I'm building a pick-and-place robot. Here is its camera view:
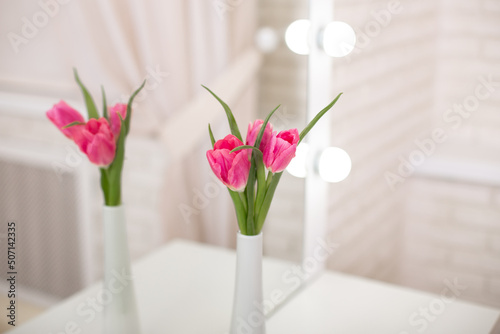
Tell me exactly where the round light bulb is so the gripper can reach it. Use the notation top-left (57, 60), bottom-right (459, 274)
top-left (285, 19), bottom-right (311, 55)
top-left (286, 143), bottom-right (309, 178)
top-left (322, 21), bottom-right (356, 58)
top-left (318, 147), bottom-right (351, 182)
top-left (255, 27), bottom-right (279, 53)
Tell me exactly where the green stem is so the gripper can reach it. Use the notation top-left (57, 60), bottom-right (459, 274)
top-left (100, 168), bottom-right (110, 205)
top-left (229, 190), bottom-right (247, 234)
top-left (266, 172), bottom-right (274, 188)
top-left (239, 191), bottom-right (248, 212)
top-left (254, 159), bottom-right (267, 219)
top-left (245, 157), bottom-right (257, 235)
top-left (108, 182), bottom-right (121, 206)
top-left (256, 172), bottom-right (283, 233)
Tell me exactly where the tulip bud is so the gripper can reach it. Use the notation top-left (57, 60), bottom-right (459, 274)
top-left (46, 100), bottom-right (85, 139)
top-left (109, 103), bottom-right (127, 139)
top-left (206, 134), bottom-right (251, 192)
top-left (263, 128), bottom-right (299, 173)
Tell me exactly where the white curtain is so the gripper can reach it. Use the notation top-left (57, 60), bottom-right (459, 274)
top-left (0, 0), bottom-right (237, 131)
top-left (0, 0), bottom-right (258, 248)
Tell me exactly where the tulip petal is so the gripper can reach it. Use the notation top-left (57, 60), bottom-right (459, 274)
top-left (46, 101), bottom-right (85, 139)
top-left (109, 103), bottom-right (127, 139)
top-left (207, 150), bottom-right (223, 181)
top-left (86, 132), bottom-right (116, 166)
top-left (228, 151), bottom-right (251, 191)
top-left (246, 119), bottom-right (273, 151)
top-left (263, 128), bottom-right (299, 173)
top-left (207, 134), bottom-right (250, 192)
top-left (269, 142), bottom-right (297, 173)
top-left (73, 118), bottom-right (116, 167)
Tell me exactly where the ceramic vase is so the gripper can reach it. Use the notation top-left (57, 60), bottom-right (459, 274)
top-left (102, 205), bottom-right (140, 334)
top-left (230, 231), bottom-right (266, 334)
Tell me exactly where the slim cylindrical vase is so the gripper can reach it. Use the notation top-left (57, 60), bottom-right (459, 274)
top-left (103, 205), bottom-right (140, 334)
top-left (230, 231), bottom-right (266, 334)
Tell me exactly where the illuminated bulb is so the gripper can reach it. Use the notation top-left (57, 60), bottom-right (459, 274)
top-left (286, 143), bottom-right (309, 178)
top-left (318, 147), bottom-right (351, 182)
top-left (322, 21), bottom-right (356, 58)
top-left (255, 27), bottom-right (279, 53)
top-left (285, 19), bottom-right (311, 55)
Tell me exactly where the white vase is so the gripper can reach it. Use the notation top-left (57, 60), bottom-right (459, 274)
top-left (102, 205), bottom-right (140, 334)
top-left (230, 232), bottom-right (266, 334)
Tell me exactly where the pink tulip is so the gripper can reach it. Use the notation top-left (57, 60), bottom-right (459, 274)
top-left (47, 100), bottom-right (118, 167)
top-left (109, 103), bottom-right (127, 139)
top-left (207, 134), bottom-right (251, 192)
top-left (263, 128), bottom-right (299, 173)
top-left (46, 101), bottom-right (85, 139)
top-left (246, 119), bottom-right (273, 151)
top-left (75, 118), bottom-right (116, 167)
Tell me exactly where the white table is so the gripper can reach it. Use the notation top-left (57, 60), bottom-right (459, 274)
top-left (268, 273), bottom-right (500, 333)
top-left (7, 240), bottom-right (500, 334)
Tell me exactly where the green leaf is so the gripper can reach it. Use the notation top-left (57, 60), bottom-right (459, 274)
top-left (100, 168), bottom-right (110, 204)
top-left (102, 86), bottom-right (108, 119)
top-left (100, 80), bottom-right (146, 206)
top-left (299, 92), bottom-right (342, 144)
top-left (62, 121), bottom-right (85, 129)
top-left (254, 105), bottom-right (280, 149)
top-left (253, 157), bottom-right (267, 220)
top-left (230, 145), bottom-right (263, 157)
top-left (248, 104), bottom-right (280, 226)
top-left (238, 191), bottom-right (248, 213)
top-left (245, 157), bottom-right (256, 235)
top-left (73, 68), bottom-right (99, 120)
top-left (256, 171), bottom-right (283, 233)
top-left (125, 80), bottom-right (146, 136)
top-left (229, 189), bottom-right (247, 234)
top-left (105, 114), bottom-right (126, 206)
top-left (208, 124), bottom-right (216, 147)
top-left (202, 85), bottom-right (243, 142)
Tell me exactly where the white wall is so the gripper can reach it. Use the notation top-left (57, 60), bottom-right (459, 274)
top-left (257, 0), bottom-right (309, 261)
top-left (397, 0), bottom-right (500, 308)
top-left (324, 0), bottom-right (438, 280)
top-left (259, 0), bottom-right (500, 309)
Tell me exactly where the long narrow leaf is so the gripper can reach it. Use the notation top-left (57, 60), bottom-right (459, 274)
top-left (100, 168), bottom-right (110, 205)
top-left (208, 124), bottom-right (216, 147)
top-left (254, 104), bottom-right (280, 149)
top-left (202, 85), bottom-right (243, 141)
top-left (299, 93), bottom-right (342, 144)
top-left (125, 80), bottom-right (146, 136)
top-left (245, 158), bottom-right (256, 235)
top-left (229, 189), bottom-right (247, 235)
top-left (73, 68), bottom-right (99, 120)
top-left (230, 145), bottom-right (263, 157)
top-left (105, 114), bottom-right (126, 206)
top-left (102, 86), bottom-right (108, 119)
top-left (62, 121), bottom-right (85, 129)
top-left (253, 158), bottom-right (267, 219)
top-left (256, 171), bottom-right (283, 233)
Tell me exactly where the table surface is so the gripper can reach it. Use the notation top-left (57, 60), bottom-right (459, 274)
top-left (7, 240), bottom-right (500, 334)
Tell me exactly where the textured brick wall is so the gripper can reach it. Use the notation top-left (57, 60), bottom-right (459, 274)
top-left (400, 177), bottom-right (500, 307)
top-left (433, 0), bottom-right (500, 147)
top-left (259, 0), bottom-right (500, 310)
top-left (396, 0), bottom-right (500, 308)
top-left (323, 0), bottom-right (438, 281)
top-left (257, 0), bottom-right (439, 275)
top-left (258, 0), bottom-right (308, 261)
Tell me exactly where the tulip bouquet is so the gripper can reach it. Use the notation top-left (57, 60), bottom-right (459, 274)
top-left (46, 69), bottom-right (145, 206)
top-left (205, 86), bottom-right (342, 236)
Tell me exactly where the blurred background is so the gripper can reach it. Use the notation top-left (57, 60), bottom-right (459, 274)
top-left (0, 0), bottom-right (499, 329)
